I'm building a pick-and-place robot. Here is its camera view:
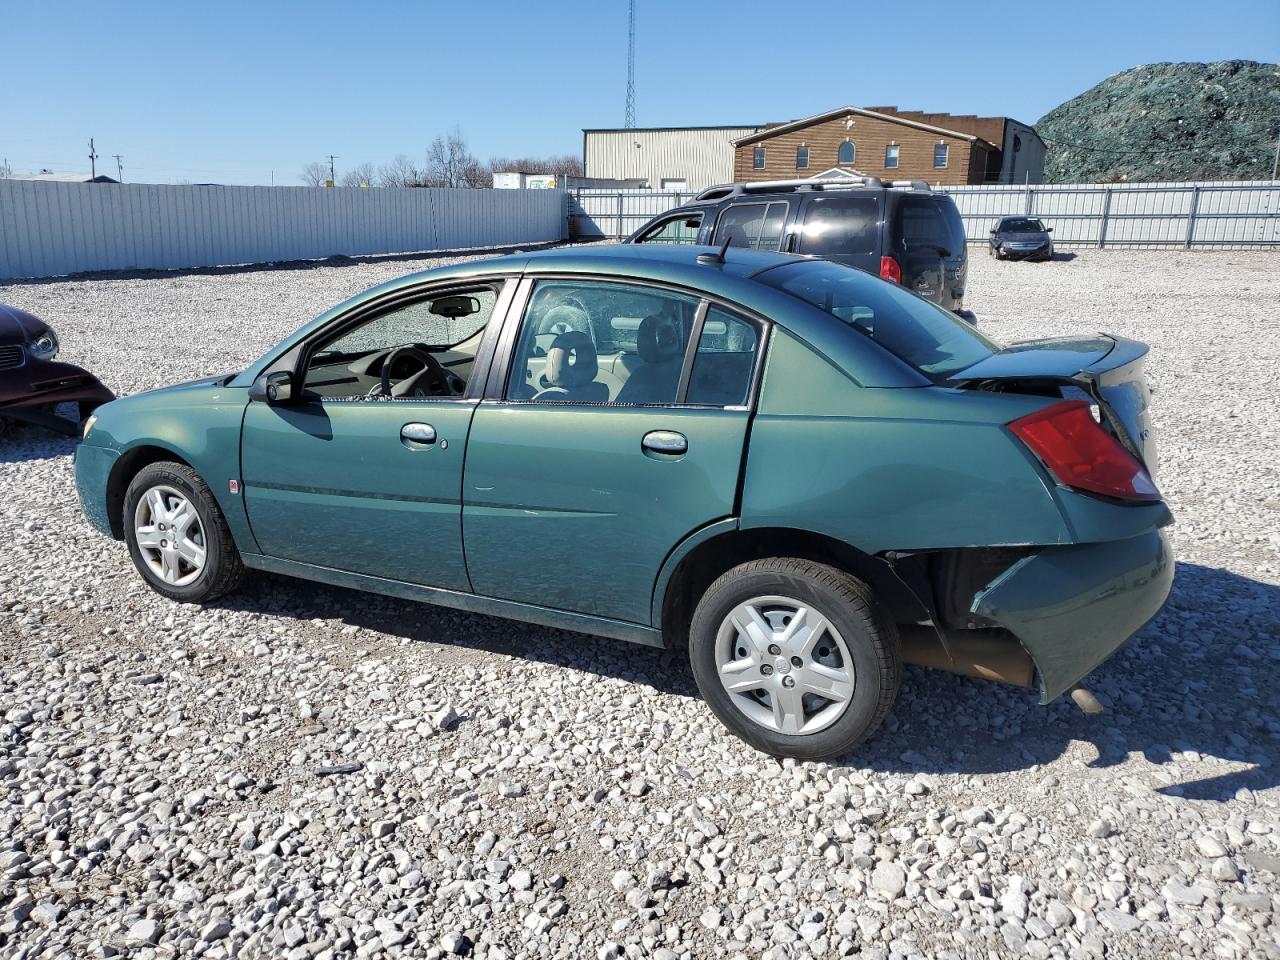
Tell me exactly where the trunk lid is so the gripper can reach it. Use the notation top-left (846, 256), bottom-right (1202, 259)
top-left (946, 334), bottom-right (1157, 474)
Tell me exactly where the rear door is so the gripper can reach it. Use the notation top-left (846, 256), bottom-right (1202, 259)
top-left (462, 277), bottom-right (766, 624)
top-left (794, 194), bottom-right (882, 275)
top-left (894, 196), bottom-right (950, 306)
top-left (936, 197), bottom-right (969, 309)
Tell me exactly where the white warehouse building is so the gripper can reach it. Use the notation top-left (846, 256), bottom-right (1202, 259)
top-left (582, 125), bottom-right (763, 192)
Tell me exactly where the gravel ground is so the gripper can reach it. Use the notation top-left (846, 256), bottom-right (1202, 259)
top-left (1, 247), bottom-right (1278, 960)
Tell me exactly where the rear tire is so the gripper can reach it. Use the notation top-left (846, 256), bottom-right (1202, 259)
top-left (688, 558), bottom-right (900, 760)
top-left (124, 461), bottom-right (245, 603)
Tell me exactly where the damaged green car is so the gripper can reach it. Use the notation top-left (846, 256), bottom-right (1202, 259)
top-left (75, 245), bottom-right (1172, 759)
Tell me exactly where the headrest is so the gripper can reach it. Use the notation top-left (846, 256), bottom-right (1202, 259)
top-left (544, 331), bottom-right (598, 387)
top-left (637, 314), bottom-right (682, 363)
top-left (536, 303), bottom-right (589, 337)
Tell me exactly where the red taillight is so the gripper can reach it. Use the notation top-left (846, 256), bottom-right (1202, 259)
top-left (1008, 400), bottom-right (1160, 503)
top-left (879, 255), bottom-right (902, 283)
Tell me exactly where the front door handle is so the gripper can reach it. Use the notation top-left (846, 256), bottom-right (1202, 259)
top-left (401, 422), bottom-right (437, 444)
top-left (642, 430), bottom-right (687, 456)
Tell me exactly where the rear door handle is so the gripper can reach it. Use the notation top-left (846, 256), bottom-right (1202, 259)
top-left (642, 430), bottom-right (687, 456)
top-left (401, 422), bottom-right (437, 444)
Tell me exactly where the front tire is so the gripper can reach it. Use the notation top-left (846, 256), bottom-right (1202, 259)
top-left (688, 558), bottom-right (900, 760)
top-left (124, 461), bottom-right (245, 603)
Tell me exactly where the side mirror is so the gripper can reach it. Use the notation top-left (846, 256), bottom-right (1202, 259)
top-left (251, 370), bottom-right (294, 403)
top-left (989, 227), bottom-right (998, 234)
top-left (1045, 227), bottom-right (1053, 233)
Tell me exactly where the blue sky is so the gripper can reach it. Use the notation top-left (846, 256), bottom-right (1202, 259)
top-left (3, 0), bottom-right (1277, 185)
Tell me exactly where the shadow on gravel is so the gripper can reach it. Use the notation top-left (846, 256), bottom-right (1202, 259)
top-left (218, 573), bottom-right (699, 697)
top-left (0, 429), bottom-right (76, 463)
top-left (839, 562), bottom-right (1278, 801)
top-left (219, 561), bottom-right (1276, 799)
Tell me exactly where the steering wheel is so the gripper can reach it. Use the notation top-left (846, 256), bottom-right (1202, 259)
top-left (376, 345), bottom-right (450, 398)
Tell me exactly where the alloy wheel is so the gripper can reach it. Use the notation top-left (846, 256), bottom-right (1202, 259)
top-left (714, 595), bottom-right (856, 735)
top-left (133, 484), bottom-right (207, 586)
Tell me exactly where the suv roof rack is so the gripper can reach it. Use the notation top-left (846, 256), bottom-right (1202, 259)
top-left (693, 177), bottom-right (931, 201)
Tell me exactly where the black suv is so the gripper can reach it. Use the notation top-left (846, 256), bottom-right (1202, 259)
top-left (627, 177), bottom-right (971, 316)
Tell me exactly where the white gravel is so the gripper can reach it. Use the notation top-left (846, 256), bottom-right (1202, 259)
top-left (1, 248), bottom-right (1278, 960)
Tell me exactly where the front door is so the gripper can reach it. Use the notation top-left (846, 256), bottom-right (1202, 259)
top-left (241, 281), bottom-right (508, 590)
top-left (463, 279), bottom-right (765, 624)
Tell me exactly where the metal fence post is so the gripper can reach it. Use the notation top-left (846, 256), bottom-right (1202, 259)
top-left (1184, 185), bottom-right (1201, 249)
top-left (1098, 187), bottom-right (1113, 249)
top-left (617, 193), bottom-right (625, 239)
top-left (1025, 184), bottom-right (1033, 215)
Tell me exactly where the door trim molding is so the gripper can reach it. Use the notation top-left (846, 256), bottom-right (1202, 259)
top-left (240, 553), bottom-right (665, 648)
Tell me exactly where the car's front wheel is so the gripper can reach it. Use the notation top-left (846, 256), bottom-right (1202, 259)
top-left (124, 461), bottom-right (245, 603)
top-left (688, 558), bottom-right (900, 760)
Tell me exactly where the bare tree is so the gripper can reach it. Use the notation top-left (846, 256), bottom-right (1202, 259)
top-left (299, 161), bottom-right (329, 187)
top-left (488, 154), bottom-right (584, 178)
top-left (0, 158), bottom-right (12, 178)
top-left (377, 154), bottom-right (424, 188)
top-left (340, 162), bottom-right (377, 188)
top-left (425, 129), bottom-right (484, 188)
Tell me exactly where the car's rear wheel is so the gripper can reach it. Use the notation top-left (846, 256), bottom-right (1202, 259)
top-left (124, 462), bottom-right (245, 603)
top-left (688, 558), bottom-right (900, 760)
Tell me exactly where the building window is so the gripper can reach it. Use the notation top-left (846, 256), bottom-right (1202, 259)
top-left (934, 143), bottom-right (949, 168)
top-left (752, 145), bottom-right (765, 169)
top-left (796, 145), bottom-right (809, 170)
top-left (838, 141), bottom-right (855, 165)
top-left (885, 144), bottom-right (899, 169)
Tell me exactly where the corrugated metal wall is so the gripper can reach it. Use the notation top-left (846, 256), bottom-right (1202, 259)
top-left (583, 128), bottom-right (760, 192)
top-left (571, 181), bottom-right (1280, 247)
top-left (0, 181), bottom-right (568, 281)
top-left (945, 180), bottom-right (1280, 248)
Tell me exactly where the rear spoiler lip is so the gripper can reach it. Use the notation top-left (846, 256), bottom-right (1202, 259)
top-left (942, 333), bottom-right (1149, 386)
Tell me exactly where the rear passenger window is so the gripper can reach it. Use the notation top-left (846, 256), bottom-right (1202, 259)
top-left (714, 202), bottom-right (788, 251)
top-left (687, 308), bottom-right (759, 406)
top-left (798, 197), bottom-right (879, 256)
top-left (897, 197), bottom-right (951, 250)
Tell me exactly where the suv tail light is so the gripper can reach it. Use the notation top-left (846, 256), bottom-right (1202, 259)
top-left (879, 256), bottom-right (902, 283)
top-left (1008, 400), bottom-right (1160, 503)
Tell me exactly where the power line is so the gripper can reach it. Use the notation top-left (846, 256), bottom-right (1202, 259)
top-left (624, 0), bottom-right (636, 129)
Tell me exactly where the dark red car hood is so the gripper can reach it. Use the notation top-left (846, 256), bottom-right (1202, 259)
top-left (0, 304), bottom-right (47, 344)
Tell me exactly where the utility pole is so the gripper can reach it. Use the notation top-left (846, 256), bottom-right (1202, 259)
top-left (113, 154), bottom-right (123, 183)
top-left (326, 154), bottom-right (338, 187)
top-left (624, 0), bottom-right (636, 128)
top-left (88, 137), bottom-right (99, 179)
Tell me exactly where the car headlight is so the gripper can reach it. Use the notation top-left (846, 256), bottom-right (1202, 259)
top-left (82, 414), bottom-right (98, 440)
top-left (29, 330), bottom-right (59, 361)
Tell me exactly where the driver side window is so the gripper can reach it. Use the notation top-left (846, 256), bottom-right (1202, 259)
top-left (304, 286), bottom-right (500, 400)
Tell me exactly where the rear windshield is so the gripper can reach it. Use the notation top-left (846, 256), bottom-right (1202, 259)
top-left (756, 259), bottom-right (1000, 378)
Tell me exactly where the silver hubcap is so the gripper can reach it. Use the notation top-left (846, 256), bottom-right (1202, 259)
top-left (715, 596), bottom-right (855, 736)
top-left (133, 485), bottom-right (206, 586)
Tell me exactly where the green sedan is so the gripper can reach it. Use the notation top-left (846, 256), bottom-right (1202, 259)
top-left (75, 245), bottom-right (1173, 759)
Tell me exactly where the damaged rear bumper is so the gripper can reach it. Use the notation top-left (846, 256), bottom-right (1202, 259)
top-left (972, 529), bottom-right (1174, 703)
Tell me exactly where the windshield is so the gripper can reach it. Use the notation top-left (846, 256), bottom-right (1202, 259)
top-left (756, 260), bottom-right (1000, 378)
top-left (999, 218), bottom-right (1046, 233)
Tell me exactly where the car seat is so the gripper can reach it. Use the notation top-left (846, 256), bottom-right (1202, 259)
top-left (532, 331), bottom-right (610, 403)
top-left (616, 313), bottom-right (684, 404)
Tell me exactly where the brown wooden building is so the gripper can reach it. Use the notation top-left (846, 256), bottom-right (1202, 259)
top-left (731, 106), bottom-right (1042, 186)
